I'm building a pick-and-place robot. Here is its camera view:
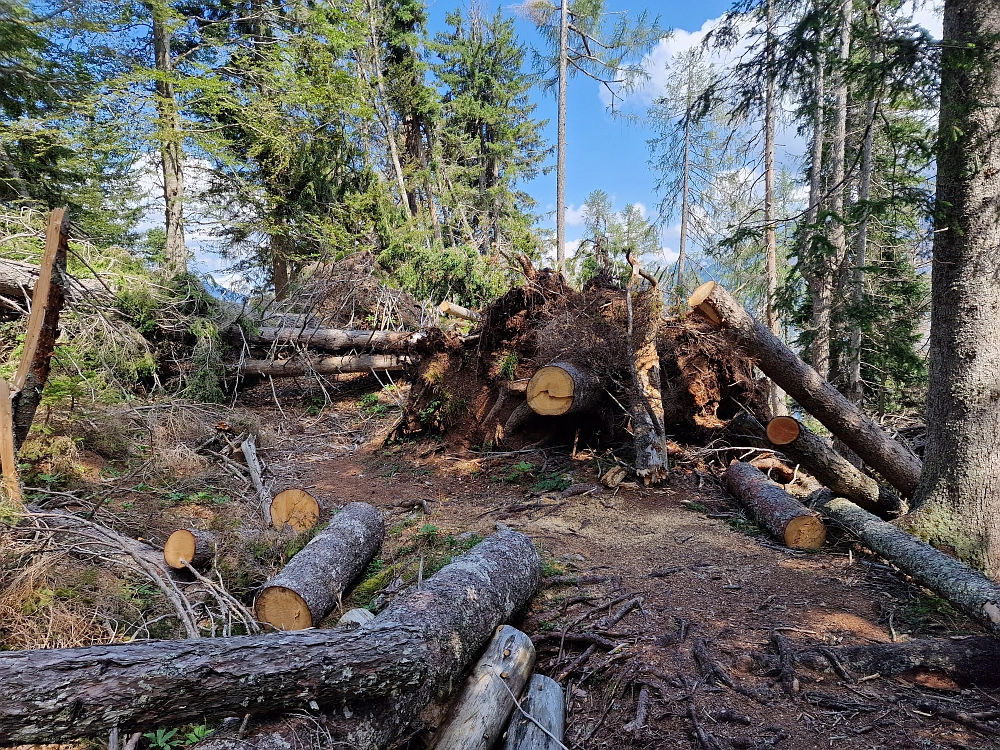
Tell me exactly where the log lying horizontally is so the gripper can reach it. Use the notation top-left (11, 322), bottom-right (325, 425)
top-left (526, 361), bottom-right (600, 417)
top-left (689, 281), bottom-right (922, 498)
top-left (812, 492), bottom-right (1000, 635)
top-left (439, 300), bottom-right (481, 321)
top-left (255, 502), bottom-right (384, 630)
top-left (0, 529), bottom-right (542, 746)
top-left (163, 529), bottom-right (218, 569)
top-left (502, 674), bottom-right (565, 750)
top-left (252, 327), bottom-right (427, 352)
top-left (0, 257), bottom-right (110, 308)
top-left (238, 354), bottom-right (414, 377)
top-left (726, 462), bottom-right (826, 550)
top-left (429, 626), bottom-right (535, 750)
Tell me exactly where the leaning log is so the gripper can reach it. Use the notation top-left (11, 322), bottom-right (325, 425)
top-left (439, 300), bottom-right (481, 321)
top-left (0, 379), bottom-right (21, 505)
top-left (526, 362), bottom-right (600, 416)
top-left (241, 435), bottom-right (272, 525)
top-left (726, 462), bottom-right (826, 550)
top-left (191, 528), bottom-right (542, 750)
top-left (502, 674), bottom-right (565, 750)
top-left (163, 529), bottom-right (218, 569)
top-left (0, 529), bottom-right (542, 746)
top-left (255, 502), bottom-right (384, 630)
top-left (252, 327), bottom-right (426, 352)
top-left (238, 354), bottom-right (413, 377)
top-left (689, 281), bottom-right (922, 498)
top-left (812, 492), bottom-right (1000, 635)
top-left (429, 626), bottom-right (535, 750)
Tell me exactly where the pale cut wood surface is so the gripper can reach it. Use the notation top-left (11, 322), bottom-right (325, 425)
top-left (269, 488), bottom-right (320, 532)
top-left (163, 529), bottom-right (217, 569)
top-left (0, 379), bottom-right (21, 505)
top-left (438, 300), bottom-right (481, 321)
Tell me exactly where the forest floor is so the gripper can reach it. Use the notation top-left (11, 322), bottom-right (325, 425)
top-left (5, 374), bottom-right (999, 750)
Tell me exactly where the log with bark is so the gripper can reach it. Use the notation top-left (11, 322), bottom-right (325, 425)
top-left (0, 528), bottom-right (541, 746)
top-left (0, 257), bottom-right (110, 308)
top-left (502, 674), bottom-right (565, 750)
top-left (268, 488), bottom-right (321, 532)
top-left (526, 361), bottom-right (600, 416)
top-left (251, 327), bottom-right (426, 352)
top-left (255, 501), bottom-right (384, 630)
top-left (812, 492), bottom-right (1000, 635)
top-left (428, 626), bottom-right (535, 750)
top-left (238, 354), bottom-right (413, 377)
top-left (439, 300), bottom-right (481, 321)
top-left (163, 529), bottom-right (218, 570)
top-left (689, 281), bottom-right (922, 498)
top-left (726, 461), bottom-right (826, 550)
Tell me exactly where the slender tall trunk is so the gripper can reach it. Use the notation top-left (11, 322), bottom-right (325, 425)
top-left (847, 98), bottom-right (877, 406)
top-left (271, 231), bottom-right (290, 301)
top-left (906, 0), bottom-right (1000, 579)
top-left (811, 0), bottom-right (851, 381)
top-left (555, 0), bottom-right (569, 272)
top-left (676, 102), bottom-right (691, 305)
top-left (764, 0), bottom-right (787, 417)
top-left (805, 51), bottom-right (825, 232)
top-left (150, 6), bottom-right (186, 275)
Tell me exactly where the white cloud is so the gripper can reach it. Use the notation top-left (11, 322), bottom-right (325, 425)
top-left (565, 204), bottom-right (586, 226)
top-left (659, 246), bottom-right (680, 264)
top-left (564, 238), bottom-right (582, 257)
top-left (632, 202), bottom-right (647, 218)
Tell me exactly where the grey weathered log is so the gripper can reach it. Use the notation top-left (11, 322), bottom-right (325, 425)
top-left (812, 492), bottom-right (1000, 635)
top-left (238, 354), bottom-right (413, 377)
top-left (428, 626), bottom-right (535, 750)
top-left (726, 462), bottom-right (826, 549)
top-left (0, 529), bottom-right (541, 747)
top-left (254, 502), bottom-right (384, 630)
top-left (241, 434), bottom-right (271, 524)
top-left (502, 674), bottom-right (565, 750)
top-left (627, 261), bottom-right (668, 485)
top-left (252, 327), bottom-right (426, 352)
top-left (689, 281), bottom-right (922, 498)
top-left (0, 257), bottom-right (110, 308)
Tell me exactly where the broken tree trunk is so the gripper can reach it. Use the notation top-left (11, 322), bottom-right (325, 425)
top-left (726, 462), bottom-right (826, 550)
top-left (428, 626), bottom-right (535, 750)
top-left (526, 362), bottom-right (600, 416)
top-left (255, 502), bottom-right (384, 630)
top-left (812, 492), bottom-right (1000, 635)
top-left (268, 488), bottom-right (321, 533)
top-left (241, 435), bottom-right (272, 525)
top-left (502, 674), bottom-right (565, 750)
top-left (239, 354), bottom-right (413, 377)
top-left (163, 529), bottom-right (218, 570)
top-left (0, 379), bottom-right (21, 505)
top-left (252, 327), bottom-right (426, 352)
top-left (689, 281), bottom-right (922, 498)
top-left (191, 528), bottom-right (542, 750)
top-left (439, 300), bottom-right (481, 321)
top-left (11, 208), bottom-right (68, 450)
top-left (766, 415), bottom-right (901, 515)
top-left (0, 529), bottom-right (541, 746)
top-left (627, 258), bottom-right (668, 485)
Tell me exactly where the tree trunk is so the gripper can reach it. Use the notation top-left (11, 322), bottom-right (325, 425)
top-left (689, 281), bottom-right (922, 498)
top-left (904, 0), bottom-right (1000, 579)
top-left (502, 674), bottom-right (565, 750)
top-left (238, 354), bottom-right (414, 377)
top-left (555, 0), bottom-right (568, 273)
top-left (0, 529), bottom-right (541, 746)
top-left (428, 626), bottom-right (535, 750)
top-left (255, 502), bottom-right (384, 630)
top-left (270, 233), bottom-right (290, 301)
top-left (163, 529), bottom-right (218, 570)
top-left (726, 461), bottom-right (826, 549)
top-left (150, 9), bottom-right (186, 275)
top-left (11, 208), bottom-right (68, 450)
top-left (268, 488), bottom-right (321, 533)
top-left (763, 415), bottom-right (901, 516)
top-left (675, 70), bottom-right (692, 306)
top-left (627, 261), bottom-right (668, 485)
top-left (0, 379), bottom-right (20, 505)
top-left (252, 327), bottom-right (426, 352)
top-left (812, 492), bottom-right (1000, 634)
top-left (526, 362), bottom-right (600, 417)
top-left (0, 258), bottom-right (109, 308)
top-left (438, 300), bottom-right (481, 321)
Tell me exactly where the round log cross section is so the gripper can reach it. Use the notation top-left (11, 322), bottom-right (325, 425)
top-left (526, 362), bottom-right (597, 416)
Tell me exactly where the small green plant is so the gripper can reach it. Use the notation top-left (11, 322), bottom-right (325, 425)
top-left (184, 725), bottom-right (212, 745)
top-left (360, 392), bottom-right (389, 417)
top-left (532, 473), bottom-right (572, 493)
top-left (727, 511), bottom-right (762, 535)
top-left (144, 728), bottom-right (180, 750)
top-left (498, 351), bottom-right (518, 381)
top-left (493, 461), bottom-right (535, 484)
top-left (684, 501), bottom-right (707, 513)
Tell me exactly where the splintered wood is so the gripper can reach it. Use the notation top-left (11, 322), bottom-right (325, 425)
top-left (0, 378), bottom-right (20, 505)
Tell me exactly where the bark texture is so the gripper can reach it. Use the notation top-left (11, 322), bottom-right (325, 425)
top-left (813, 492), bottom-right (1000, 635)
top-left (905, 0), bottom-right (1000, 579)
top-left (239, 354), bottom-right (413, 377)
top-left (726, 462), bottom-right (826, 549)
top-left (689, 281), bottom-right (922, 498)
top-left (254, 502), bottom-right (384, 630)
top-left (0, 258), bottom-right (108, 308)
top-left (253, 327), bottom-right (426, 352)
top-left (628, 263), bottom-right (668, 485)
top-left (502, 674), bottom-right (564, 750)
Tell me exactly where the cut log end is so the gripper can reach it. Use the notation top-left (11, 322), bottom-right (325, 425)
top-left (255, 585), bottom-right (312, 630)
top-left (526, 366), bottom-right (575, 416)
top-left (687, 281), bottom-right (721, 324)
top-left (270, 489), bottom-right (320, 533)
top-left (767, 416), bottom-right (802, 446)
top-left (783, 514), bottom-right (827, 550)
top-left (163, 529), bottom-right (217, 569)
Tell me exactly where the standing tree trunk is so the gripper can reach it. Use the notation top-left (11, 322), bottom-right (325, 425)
top-left (150, 6), bottom-right (186, 275)
top-left (903, 0), bottom-right (1000, 579)
top-left (555, 0), bottom-right (569, 273)
top-left (675, 66), bottom-right (692, 307)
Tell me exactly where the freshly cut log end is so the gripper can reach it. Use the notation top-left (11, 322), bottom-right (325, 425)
top-left (163, 529), bottom-right (217, 570)
top-left (688, 281), bottom-right (722, 324)
top-left (254, 586), bottom-right (312, 631)
top-left (726, 461), bottom-right (826, 550)
top-left (766, 416), bottom-right (802, 446)
top-left (782, 515), bottom-right (827, 550)
top-left (526, 362), bottom-right (598, 417)
top-left (270, 488), bottom-right (320, 533)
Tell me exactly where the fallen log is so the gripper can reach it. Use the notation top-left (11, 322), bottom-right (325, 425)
top-left (163, 529), bottom-right (218, 570)
top-left (766, 415), bottom-right (901, 515)
top-left (0, 528), bottom-right (541, 746)
top-left (689, 281), bottom-right (922, 498)
top-left (269, 488), bottom-right (321, 532)
top-left (429, 626), bottom-right (535, 750)
top-left (238, 354), bottom-right (413, 377)
top-left (252, 327), bottom-right (426, 352)
top-left (0, 257), bottom-right (110, 307)
top-left (812, 492), bottom-right (1000, 635)
top-left (726, 462), bottom-right (826, 550)
top-left (439, 300), bottom-right (481, 321)
top-left (191, 528), bottom-right (542, 750)
top-left (502, 674), bottom-right (565, 750)
top-left (526, 362), bottom-right (600, 416)
top-left (255, 502), bottom-right (384, 630)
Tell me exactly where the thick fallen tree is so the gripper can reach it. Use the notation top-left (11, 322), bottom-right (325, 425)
top-left (251, 327), bottom-right (427, 351)
top-left (0, 528), bottom-right (541, 746)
